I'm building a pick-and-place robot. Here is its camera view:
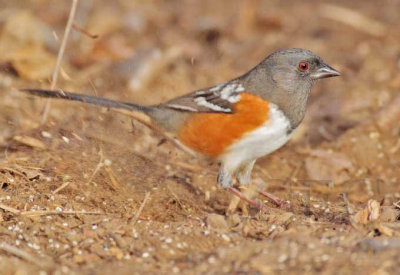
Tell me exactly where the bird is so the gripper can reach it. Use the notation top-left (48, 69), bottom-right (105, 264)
top-left (20, 48), bottom-right (340, 210)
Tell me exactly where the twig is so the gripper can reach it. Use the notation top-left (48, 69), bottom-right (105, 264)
top-left (87, 149), bottom-right (104, 185)
top-left (0, 203), bottom-right (20, 214)
top-left (297, 179), bottom-right (334, 187)
top-left (104, 166), bottom-right (120, 190)
top-left (88, 78), bottom-right (99, 96)
top-left (72, 23), bottom-right (99, 39)
top-left (341, 193), bottom-right (354, 215)
top-left (53, 181), bottom-right (71, 194)
top-left (20, 210), bottom-right (102, 217)
top-left (0, 242), bottom-right (52, 268)
top-left (51, 0), bottom-right (78, 89)
top-left (129, 192), bottom-right (150, 225)
top-left (41, 0), bottom-right (79, 124)
top-left (0, 166), bottom-right (30, 181)
top-left (166, 185), bottom-right (187, 212)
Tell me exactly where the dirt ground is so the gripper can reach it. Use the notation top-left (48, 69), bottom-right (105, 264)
top-left (1, 0), bottom-right (400, 274)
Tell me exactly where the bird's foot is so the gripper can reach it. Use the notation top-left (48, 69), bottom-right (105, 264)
top-left (227, 186), bottom-right (290, 214)
top-left (258, 190), bottom-right (290, 209)
top-left (228, 187), bottom-right (265, 211)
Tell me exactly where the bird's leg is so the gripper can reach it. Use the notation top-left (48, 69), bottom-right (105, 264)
top-left (227, 187), bottom-right (264, 210)
top-left (218, 165), bottom-right (264, 213)
top-left (234, 160), bottom-right (257, 213)
top-left (237, 161), bottom-right (290, 209)
top-left (258, 190), bottom-right (290, 208)
top-left (236, 160), bottom-right (255, 186)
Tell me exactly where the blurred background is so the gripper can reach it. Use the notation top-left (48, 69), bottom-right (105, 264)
top-left (0, 0), bottom-right (400, 274)
top-left (2, 0), bottom-right (400, 144)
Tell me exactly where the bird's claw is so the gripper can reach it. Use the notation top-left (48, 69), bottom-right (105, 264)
top-left (258, 190), bottom-right (291, 210)
top-left (228, 187), bottom-right (290, 213)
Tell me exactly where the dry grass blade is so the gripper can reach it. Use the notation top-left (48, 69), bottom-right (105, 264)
top-left (72, 23), bottom-right (99, 39)
top-left (41, 0), bottom-right (79, 124)
top-left (20, 210), bottom-right (103, 217)
top-left (129, 192), bottom-right (150, 225)
top-left (87, 149), bottom-right (104, 185)
top-left (341, 193), bottom-right (354, 215)
top-left (0, 203), bottom-right (21, 214)
top-left (12, 135), bottom-right (46, 150)
top-left (0, 242), bottom-right (53, 268)
top-left (104, 166), bottom-right (120, 190)
top-left (0, 166), bottom-right (30, 181)
top-left (53, 181), bottom-right (71, 194)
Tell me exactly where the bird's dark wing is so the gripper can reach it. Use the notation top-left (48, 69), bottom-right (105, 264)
top-left (162, 82), bottom-right (245, 113)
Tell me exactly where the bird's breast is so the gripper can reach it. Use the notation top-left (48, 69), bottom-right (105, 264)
top-left (220, 103), bottom-right (293, 168)
top-left (177, 93), bottom-right (291, 160)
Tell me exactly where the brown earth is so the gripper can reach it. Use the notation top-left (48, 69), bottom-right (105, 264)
top-left (1, 0), bottom-right (400, 274)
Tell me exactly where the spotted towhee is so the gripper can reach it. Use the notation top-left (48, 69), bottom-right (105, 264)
top-left (20, 48), bottom-right (340, 210)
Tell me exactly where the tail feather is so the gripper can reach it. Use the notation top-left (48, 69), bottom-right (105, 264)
top-left (20, 89), bottom-right (152, 113)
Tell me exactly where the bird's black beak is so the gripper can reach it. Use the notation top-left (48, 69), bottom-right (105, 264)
top-left (310, 64), bottom-right (340, 79)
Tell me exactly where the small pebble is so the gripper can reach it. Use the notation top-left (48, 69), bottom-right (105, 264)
top-left (41, 131), bottom-right (52, 138)
top-left (142, 252), bottom-right (150, 258)
top-left (165, 238), bottom-right (173, 244)
top-left (278, 254), bottom-right (288, 263)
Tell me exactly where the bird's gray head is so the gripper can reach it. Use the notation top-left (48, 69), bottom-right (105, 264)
top-left (241, 48), bottom-right (340, 129)
top-left (265, 48), bottom-right (340, 92)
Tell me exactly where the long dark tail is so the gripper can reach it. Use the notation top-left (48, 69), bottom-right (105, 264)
top-left (20, 89), bottom-right (153, 113)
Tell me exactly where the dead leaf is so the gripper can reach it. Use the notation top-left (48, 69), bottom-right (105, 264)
top-left (13, 135), bottom-right (46, 150)
top-left (377, 224), bottom-right (394, 237)
top-left (353, 199), bottom-right (381, 224)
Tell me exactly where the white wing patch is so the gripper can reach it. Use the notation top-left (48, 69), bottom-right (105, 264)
top-left (194, 97), bottom-right (231, 112)
top-left (220, 83), bottom-right (244, 103)
top-left (165, 104), bottom-right (199, 112)
top-left (166, 82), bottom-right (245, 113)
top-left (193, 82), bottom-right (244, 112)
top-left (194, 90), bottom-right (208, 96)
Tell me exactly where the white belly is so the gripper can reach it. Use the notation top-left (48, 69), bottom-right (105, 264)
top-left (220, 104), bottom-right (293, 172)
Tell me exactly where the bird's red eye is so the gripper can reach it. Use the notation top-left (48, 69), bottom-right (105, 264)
top-left (298, 61), bottom-right (309, 71)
